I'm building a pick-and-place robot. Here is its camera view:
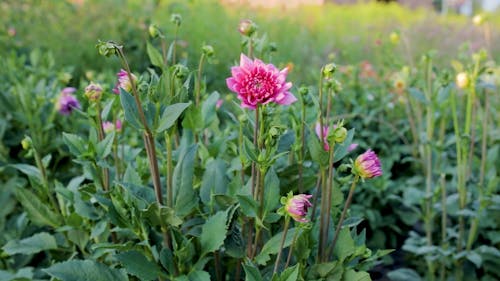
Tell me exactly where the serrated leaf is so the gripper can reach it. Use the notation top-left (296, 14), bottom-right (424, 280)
top-left (116, 250), bottom-right (161, 281)
top-left (15, 188), bottom-right (61, 228)
top-left (333, 228), bottom-right (355, 262)
top-left (2, 232), bottom-right (57, 255)
top-left (63, 132), bottom-right (86, 155)
top-left (147, 42), bottom-right (164, 68)
top-left (200, 209), bottom-right (229, 256)
top-left (156, 102), bottom-right (191, 133)
top-left (119, 88), bottom-right (143, 130)
top-left (44, 260), bottom-right (128, 281)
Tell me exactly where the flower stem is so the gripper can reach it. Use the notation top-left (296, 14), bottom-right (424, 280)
top-left (116, 47), bottom-right (168, 248)
top-left (317, 167), bottom-right (327, 262)
top-left (322, 141), bottom-right (336, 262)
top-left (298, 99), bottom-right (306, 193)
top-left (329, 175), bottom-right (359, 256)
top-left (95, 103), bottom-right (109, 191)
top-left (194, 53), bottom-right (206, 143)
top-left (439, 173), bottom-right (447, 281)
top-left (273, 216), bottom-right (290, 275)
top-left (285, 224), bottom-right (300, 268)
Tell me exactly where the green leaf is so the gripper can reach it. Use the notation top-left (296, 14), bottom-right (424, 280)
top-left (243, 263), bottom-right (263, 281)
top-left (181, 106), bottom-right (203, 130)
top-left (119, 88), bottom-right (143, 130)
top-left (44, 260), bottom-right (128, 281)
top-left (255, 228), bottom-right (297, 265)
top-left (116, 250), bottom-right (162, 281)
top-left (387, 268), bottom-right (422, 281)
top-left (201, 91), bottom-right (220, 126)
top-left (15, 188), bottom-right (61, 228)
top-left (333, 228), bottom-right (355, 262)
top-left (237, 194), bottom-right (258, 218)
top-left (466, 251), bottom-right (482, 268)
top-left (200, 159), bottom-right (228, 204)
top-left (147, 42), bottom-right (164, 68)
top-left (173, 145), bottom-right (198, 217)
top-left (200, 209), bottom-right (229, 256)
top-left (188, 270), bottom-right (211, 281)
top-left (343, 269), bottom-right (371, 281)
top-left (97, 131), bottom-right (115, 159)
top-left (308, 130), bottom-right (328, 167)
top-left (408, 88), bottom-right (428, 104)
top-left (2, 232), bottom-right (57, 255)
top-left (243, 137), bottom-right (258, 162)
top-left (263, 168), bottom-right (280, 213)
top-left (10, 164), bottom-right (42, 183)
top-left (280, 264), bottom-right (299, 281)
top-left (63, 132), bottom-right (86, 155)
top-left (156, 102), bottom-right (191, 133)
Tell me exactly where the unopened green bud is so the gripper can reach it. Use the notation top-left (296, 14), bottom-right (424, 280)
top-left (173, 64), bottom-right (189, 80)
top-left (269, 127), bottom-right (279, 137)
top-left (149, 24), bottom-right (160, 38)
top-left (238, 19), bottom-right (257, 37)
top-left (333, 127), bottom-right (347, 143)
top-left (202, 45), bottom-right (215, 57)
top-left (299, 86), bottom-right (309, 96)
top-left (170, 14), bottom-right (182, 27)
top-left (322, 63), bottom-right (337, 78)
top-left (96, 40), bottom-right (120, 57)
top-left (21, 136), bottom-right (32, 150)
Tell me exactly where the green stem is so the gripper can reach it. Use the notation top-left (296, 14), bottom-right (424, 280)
top-left (34, 149), bottom-right (59, 214)
top-left (194, 53), bottom-right (206, 144)
top-left (317, 168), bottom-right (327, 262)
top-left (95, 103), bottom-right (109, 191)
top-left (165, 132), bottom-right (173, 208)
top-left (116, 47), bottom-right (168, 248)
top-left (329, 176), bottom-right (359, 256)
top-left (285, 224), bottom-right (300, 268)
top-left (322, 141), bottom-right (336, 262)
top-left (439, 173), bottom-right (447, 281)
top-left (298, 100), bottom-right (306, 193)
top-left (273, 216), bottom-right (290, 275)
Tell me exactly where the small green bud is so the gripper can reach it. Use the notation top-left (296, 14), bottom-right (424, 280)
top-left (96, 40), bottom-right (121, 57)
top-left (202, 45), bottom-right (215, 57)
top-left (238, 19), bottom-right (257, 37)
top-left (21, 136), bottom-right (32, 150)
top-left (333, 127), bottom-right (347, 143)
top-left (170, 14), bottom-right (182, 27)
top-left (173, 64), bottom-right (189, 80)
top-left (299, 86), bottom-right (309, 96)
top-left (322, 63), bottom-right (337, 78)
top-left (148, 24), bottom-right (160, 38)
top-left (269, 127), bottom-right (279, 137)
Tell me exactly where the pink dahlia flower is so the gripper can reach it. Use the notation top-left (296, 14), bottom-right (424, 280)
top-left (226, 54), bottom-right (296, 110)
top-left (56, 87), bottom-right (80, 115)
top-left (113, 69), bottom-right (137, 94)
top-left (285, 194), bottom-right (313, 223)
top-left (354, 149), bottom-right (382, 179)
